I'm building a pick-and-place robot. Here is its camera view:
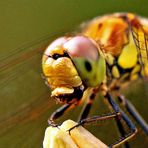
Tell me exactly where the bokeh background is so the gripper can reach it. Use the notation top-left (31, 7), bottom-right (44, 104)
top-left (0, 0), bottom-right (148, 147)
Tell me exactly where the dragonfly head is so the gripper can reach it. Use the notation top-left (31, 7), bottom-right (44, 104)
top-left (42, 36), bottom-right (106, 104)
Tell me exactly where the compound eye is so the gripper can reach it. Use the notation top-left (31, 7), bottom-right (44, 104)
top-left (63, 36), bottom-right (99, 60)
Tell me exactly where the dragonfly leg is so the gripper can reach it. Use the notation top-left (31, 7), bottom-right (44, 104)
top-left (78, 88), bottom-right (97, 122)
top-left (104, 92), bottom-right (137, 148)
top-left (68, 112), bottom-right (121, 134)
top-left (78, 89), bottom-right (130, 147)
top-left (67, 92), bottom-right (137, 147)
top-left (117, 94), bottom-right (148, 135)
top-left (48, 103), bottom-right (73, 126)
top-left (104, 95), bottom-right (130, 148)
top-left (79, 87), bottom-right (130, 147)
top-left (114, 117), bottom-right (130, 148)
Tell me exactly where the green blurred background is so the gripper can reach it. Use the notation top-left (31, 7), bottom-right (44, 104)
top-left (0, 0), bottom-right (148, 147)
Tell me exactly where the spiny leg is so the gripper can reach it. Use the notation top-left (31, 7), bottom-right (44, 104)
top-left (68, 94), bottom-right (121, 132)
top-left (48, 103), bottom-right (73, 126)
top-left (104, 92), bottom-right (137, 148)
top-left (104, 97), bottom-right (130, 148)
top-left (68, 112), bottom-right (120, 133)
top-left (78, 88), bottom-right (97, 122)
top-left (117, 94), bottom-right (148, 135)
top-left (114, 117), bottom-right (130, 148)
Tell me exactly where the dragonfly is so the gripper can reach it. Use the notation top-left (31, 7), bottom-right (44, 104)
top-left (42, 13), bottom-right (148, 147)
top-left (0, 13), bottom-right (147, 148)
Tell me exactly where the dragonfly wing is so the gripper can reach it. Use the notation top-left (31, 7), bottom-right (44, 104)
top-left (130, 22), bottom-right (148, 67)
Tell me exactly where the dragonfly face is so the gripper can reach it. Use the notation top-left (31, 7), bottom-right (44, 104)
top-left (42, 36), bottom-right (106, 104)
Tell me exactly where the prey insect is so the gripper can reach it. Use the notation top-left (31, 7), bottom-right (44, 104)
top-left (42, 13), bottom-right (148, 147)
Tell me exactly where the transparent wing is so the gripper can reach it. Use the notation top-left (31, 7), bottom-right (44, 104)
top-left (0, 33), bottom-right (61, 146)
